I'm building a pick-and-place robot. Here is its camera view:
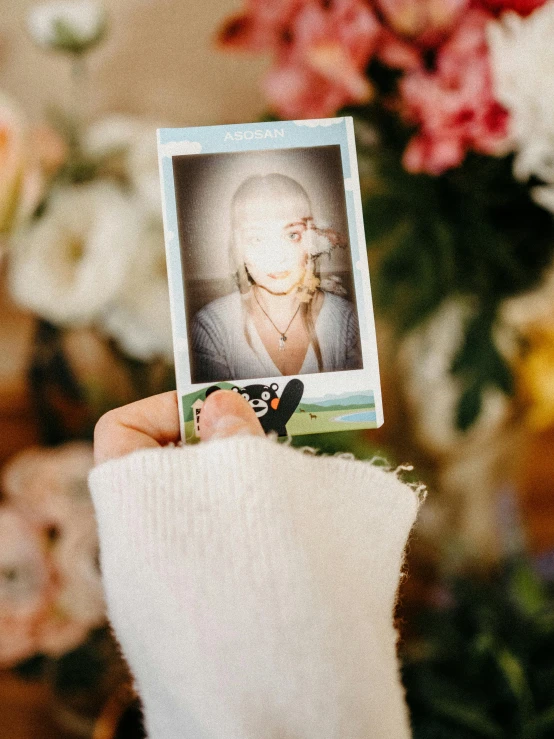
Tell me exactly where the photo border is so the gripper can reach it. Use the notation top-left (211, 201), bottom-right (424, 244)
top-left (157, 117), bottom-right (383, 441)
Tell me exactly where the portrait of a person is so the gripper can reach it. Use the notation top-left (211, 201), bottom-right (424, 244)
top-left (190, 173), bottom-right (363, 383)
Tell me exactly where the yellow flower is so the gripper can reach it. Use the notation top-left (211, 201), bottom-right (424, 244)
top-left (298, 271), bottom-right (320, 303)
top-left (518, 328), bottom-right (554, 431)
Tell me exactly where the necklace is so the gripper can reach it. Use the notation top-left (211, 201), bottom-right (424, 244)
top-left (253, 289), bottom-right (302, 351)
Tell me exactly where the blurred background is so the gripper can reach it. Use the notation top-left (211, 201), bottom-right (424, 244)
top-left (1, 1), bottom-right (554, 737)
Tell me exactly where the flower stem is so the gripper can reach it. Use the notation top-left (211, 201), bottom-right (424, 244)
top-left (69, 53), bottom-right (87, 151)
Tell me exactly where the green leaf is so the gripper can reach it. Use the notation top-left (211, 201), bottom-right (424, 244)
top-left (363, 194), bottom-right (406, 244)
top-left (401, 557), bottom-right (554, 739)
top-left (489, 347), bottom-right (514, 395)
top-left (51, 16), bottom-right (107, 54)
top-left (495, 648), bottom-right (531, 704)
top-left (509, 561), bottom-right (548, 618)
top-left (524, 706), bottom-right (554, 738)
top-left (426, 696), bottom-right (504, 738)
top-left (456, 383), bottom-right (483, 431)
top-left (449, 307), bottom-right (515, 430)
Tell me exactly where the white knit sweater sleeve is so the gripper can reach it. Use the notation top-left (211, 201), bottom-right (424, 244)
top-left (88, 435), bottom-right (419, 739)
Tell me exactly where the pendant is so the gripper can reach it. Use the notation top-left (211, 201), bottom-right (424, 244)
top-left (279, 335), bottom-right (287, 351)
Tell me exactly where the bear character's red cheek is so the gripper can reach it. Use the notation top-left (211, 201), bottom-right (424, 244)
top-left (271, 398), bottom-right (279, 410)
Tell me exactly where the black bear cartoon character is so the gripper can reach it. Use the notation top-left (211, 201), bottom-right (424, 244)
top-left (205, 379), bottom-right (304, 437)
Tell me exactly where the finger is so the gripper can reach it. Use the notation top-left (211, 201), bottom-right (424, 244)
top-left (94, 391), bottom-right (180, 465)
top-left (199, 389), bottom-right (264, 441)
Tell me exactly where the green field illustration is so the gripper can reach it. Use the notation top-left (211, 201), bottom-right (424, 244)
top-left (182, 385), bottom-right (377, 442)
top-left (288, 392), bottom-right (376, 435)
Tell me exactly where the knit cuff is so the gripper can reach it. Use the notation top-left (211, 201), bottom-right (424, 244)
top-left (89, 436), bottom-right (419, 739)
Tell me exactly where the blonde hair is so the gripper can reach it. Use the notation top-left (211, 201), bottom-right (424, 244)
top-left (229, 174), bottom-right (324, 372)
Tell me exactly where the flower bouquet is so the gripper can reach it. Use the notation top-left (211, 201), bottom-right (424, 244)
top-left (216, 0), bottom-right (554, 567)
top-left (216, 7), bottom-right (554, 723)
top-left (0, 2), bottom-right (169, 733)
top-left (1, 2), bottom-right (174, 445)
top-left (218, 0), bottom-right (554, 437)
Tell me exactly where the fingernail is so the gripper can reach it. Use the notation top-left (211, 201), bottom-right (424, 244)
top-left (209, 414), bottom-right (257, 439)
top-left (199, 389), bottom-right (265, 441)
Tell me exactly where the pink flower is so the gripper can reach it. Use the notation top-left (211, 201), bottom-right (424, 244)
top-left (0, 443), bottom-right (103, 665)
top-left (375, 0), bottom-right (469, 46)
top-left (375, 28), bottom-right (423, 71)
top-left (217, 0), bottom-right (546, 133)
top-left (0, 508), bottom-right (49, 620)
top-left (399, 9), bottom-right (509, 174)
top-left (262, 65), bottom-right (344, 120)
top-left (1, 442), bottom-right (94, 530)
top-left (0, 507), bottom-right (50, 667)
top-left (37, 611), bottom-right (92, 658)
top-left (221, 0), bottom-right (380, 118)
top-left (0, 93), bottom-right (43, 237)
top-left (478, 0), bottom-right (548, 17)
top-left (218, 0), bottom-right (303, 52)
top-left (270, 0), bottom-right (382, 118)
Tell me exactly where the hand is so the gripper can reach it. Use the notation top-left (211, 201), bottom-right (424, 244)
top-left (94, 390), bottom-right (264, 465)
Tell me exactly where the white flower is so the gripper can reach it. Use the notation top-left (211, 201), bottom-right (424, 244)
top-left (531, 184), bottom-right (554, 215)
top-left (398, 299), bottom-right (510, 455)
top-left (27, 1), bottom-right (106, 54)
top-left (83, 115), bottom-right (139, 157)
top-left (501, 257), bottom-right (554, 331)
top-left (102, 218), bottom-right (173, 362)
top-left (1, 442), bottom-right (94, 529)
top-left (81, 117), bottom-right (172, 360)
top-left (319, 275), bottom-right (347, 296)
top-left (487, 3), bottom-right (554, 211)
top-left (128, 127), bottom-right (162, 216)
top-left (84, 116), bottom-right (161, 215)
top-left (9, 182), bottom-right (142, 326)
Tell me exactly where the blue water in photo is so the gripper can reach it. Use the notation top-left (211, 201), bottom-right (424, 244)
top-left (334, 410), bottom-right (377, 423)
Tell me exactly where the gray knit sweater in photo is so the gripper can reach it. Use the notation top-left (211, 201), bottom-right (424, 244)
top-left (190, 290), bottom-right (362, 382)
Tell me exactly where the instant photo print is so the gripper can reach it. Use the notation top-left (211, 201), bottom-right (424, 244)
top-left (158, 117), bottom-right (383, 442)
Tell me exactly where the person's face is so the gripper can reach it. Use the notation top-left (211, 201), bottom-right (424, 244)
top-left (235, 199), bottom-right (310, 295)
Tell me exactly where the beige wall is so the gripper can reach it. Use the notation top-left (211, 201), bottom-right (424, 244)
top-left (0, 0), bottom-right (268, 125)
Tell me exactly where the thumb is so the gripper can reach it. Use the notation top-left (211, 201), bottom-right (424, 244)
top-left (199, 390), bottom-right (265, 441)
